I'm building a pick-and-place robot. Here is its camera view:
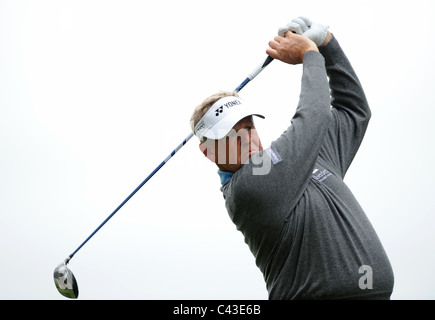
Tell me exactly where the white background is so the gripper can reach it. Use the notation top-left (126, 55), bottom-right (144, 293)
top-left (1, 0), bottom-right (435, 299)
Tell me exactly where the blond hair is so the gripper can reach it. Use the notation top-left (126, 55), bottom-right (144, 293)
top-left (190, 91), bottom-right (239, 136)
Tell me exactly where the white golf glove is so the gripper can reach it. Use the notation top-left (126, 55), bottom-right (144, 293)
top-left (278, 16), bottom-right (329, 46)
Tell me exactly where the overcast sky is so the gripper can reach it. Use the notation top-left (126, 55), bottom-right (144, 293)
top-left (1, 0), bottom-right (435, 299)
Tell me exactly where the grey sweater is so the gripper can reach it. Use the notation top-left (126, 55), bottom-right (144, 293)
top-left (220, 36), bottom-right (394, 299)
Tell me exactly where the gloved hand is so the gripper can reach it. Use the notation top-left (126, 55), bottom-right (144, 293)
top-left (278, 17), bottom-right (329, 47)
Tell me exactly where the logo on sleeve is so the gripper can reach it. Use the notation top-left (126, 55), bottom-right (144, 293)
top-left (312, 168), bottom-right (332, 182)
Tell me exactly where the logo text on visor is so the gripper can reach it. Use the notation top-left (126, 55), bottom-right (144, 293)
top-left (194, 96), bottom-right (264, 142)
top-left (215, 100), bottom-right (242, 117)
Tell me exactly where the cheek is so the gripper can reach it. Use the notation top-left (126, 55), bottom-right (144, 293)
top-left (225, 139), bottom-right (241, 164)
top-left (227, 139), bottom-right (239, 155)
top-left (251, 133), bottom-right (262, 149)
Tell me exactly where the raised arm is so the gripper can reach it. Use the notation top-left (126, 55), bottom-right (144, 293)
top-left (236, 32), bottom-right (331, 212)
top-left (281, 17), bottom-right (371, 176)
top-left (319, 34), bottom-right (371, 176)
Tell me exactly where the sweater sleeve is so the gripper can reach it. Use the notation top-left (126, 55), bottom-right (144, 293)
top-left (224, 50), bottom-right (332, 222)
top-left (264, 50), bottom-right (332, 210)
top-left (318, 35), bottom-right (371, 177)
top-left (220, 49), bottom-right (332, 263)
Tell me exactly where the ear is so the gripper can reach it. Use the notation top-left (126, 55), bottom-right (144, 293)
top-left (199, 141), bottom-right (216, 163)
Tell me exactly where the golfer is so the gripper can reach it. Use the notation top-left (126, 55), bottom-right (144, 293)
top-left (190, 17), bottom-right (394, 299)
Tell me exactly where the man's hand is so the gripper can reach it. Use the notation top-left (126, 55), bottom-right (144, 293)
top-left (279, 17), bottom-right (331, 47)
top-left (266, 32), bottom-right (318, 65)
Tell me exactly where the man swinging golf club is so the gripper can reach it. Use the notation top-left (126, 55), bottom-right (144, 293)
top-left (190, 16), bottom-right (394, 299)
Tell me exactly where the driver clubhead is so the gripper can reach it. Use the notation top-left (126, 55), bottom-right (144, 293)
top-left (53, 262), bottom-right (79, 299)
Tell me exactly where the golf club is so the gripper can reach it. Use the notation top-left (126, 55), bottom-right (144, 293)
top-left (53, 55), bottom-right (274, 299)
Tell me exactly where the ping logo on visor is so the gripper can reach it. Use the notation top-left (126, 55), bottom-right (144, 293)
top-left (194, 96), bottom-right (264, 141)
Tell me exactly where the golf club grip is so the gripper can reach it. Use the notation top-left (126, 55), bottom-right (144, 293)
top-left (249, 55), bottom-right (274, 80)
top-left (66, 56), bottom-right (273, 262)
top-left (235, 56), bottom-right (274, 92)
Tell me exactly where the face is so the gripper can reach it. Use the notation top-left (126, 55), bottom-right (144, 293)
top-left (200, 116), bottom-right (263, 172)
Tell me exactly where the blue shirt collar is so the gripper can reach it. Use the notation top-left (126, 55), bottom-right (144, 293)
top-left (217, 170), bottom-right (234, 185)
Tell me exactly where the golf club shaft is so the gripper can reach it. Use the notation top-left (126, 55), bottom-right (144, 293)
top-left (67, 132), bottom-right (194, 262)
top-left (66, 55), bottom-right (274, 264)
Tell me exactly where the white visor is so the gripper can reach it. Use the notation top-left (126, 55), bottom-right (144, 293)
top-left (194, 96), bottom-right (265, 141)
